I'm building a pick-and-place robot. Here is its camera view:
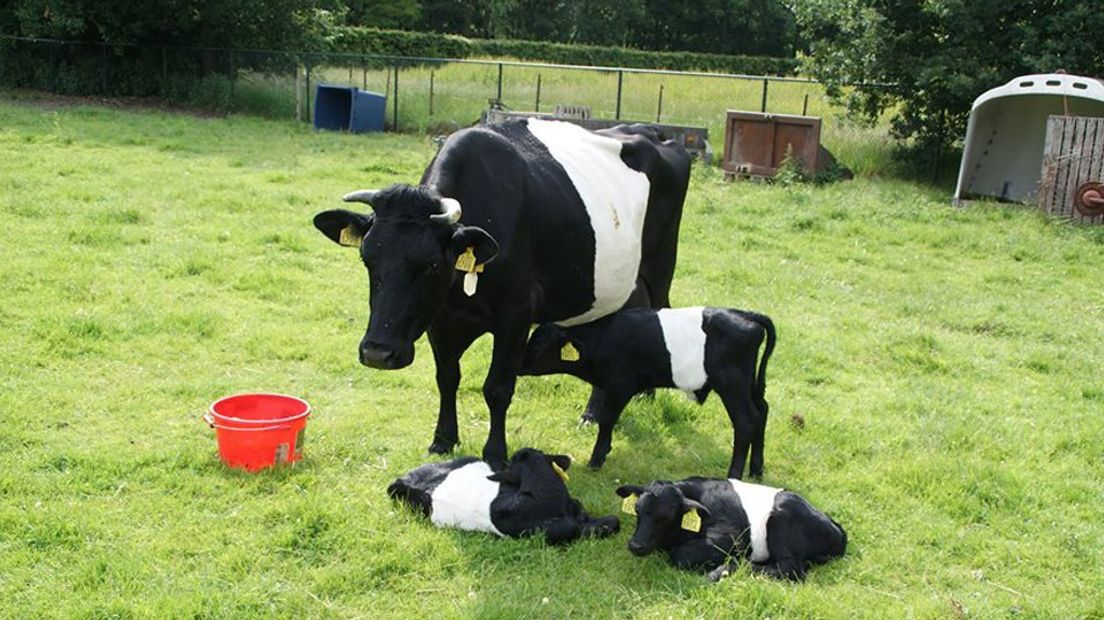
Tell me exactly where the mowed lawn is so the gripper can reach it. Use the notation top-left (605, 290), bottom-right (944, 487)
top-left (1, 94), bottom-right (1102, 619)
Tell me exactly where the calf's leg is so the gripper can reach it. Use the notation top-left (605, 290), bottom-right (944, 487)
top-left (589, 391), bottom-right (633, 469)
top-left (718, 384), bottom-right (760, 480)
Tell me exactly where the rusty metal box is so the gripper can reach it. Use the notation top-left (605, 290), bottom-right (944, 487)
top-left (722, 111), bottom-right (821, 178)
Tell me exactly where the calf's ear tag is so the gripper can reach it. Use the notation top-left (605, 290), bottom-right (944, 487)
top-left (560, 341), bottom-right (580, 362)
top-left (681, 508), bottom-right (702, 533)
top-left (338, 225), bottom-right (363, 247)
top-left (621, 493), bottom-right (638, 515)
top-left (551, 462), bottom-right (569, 483)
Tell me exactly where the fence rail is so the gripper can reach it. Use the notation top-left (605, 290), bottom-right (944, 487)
top-left (0, 35), bottom-right (886, 147)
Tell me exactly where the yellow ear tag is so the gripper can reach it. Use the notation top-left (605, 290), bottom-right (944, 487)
top-left (621, 493), bottom-right (638, 515)
top-left (338, 225), bottom-right (363, 247)
top-left (455, 246), bottom-right (477, 272)
top-left (560, 341), bottom-right (580, 362)
top-left (551, 462), bottom-right (569, 483)
top-left (455, 247), bottom-right (485, 297)
top-left (681, 508), bottom-right (702, 533)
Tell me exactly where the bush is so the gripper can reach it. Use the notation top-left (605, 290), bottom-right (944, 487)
top-left (331, 27), bottom-right (799, 75)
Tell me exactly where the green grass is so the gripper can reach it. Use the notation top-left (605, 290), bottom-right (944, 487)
top-left (2, 93), bottom-right (1103, 619)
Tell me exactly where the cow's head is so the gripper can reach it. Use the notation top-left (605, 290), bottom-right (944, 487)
top-left (616, 482), bottom-right (710, 556)
top-left (314, 184), bottom-right (498, 369)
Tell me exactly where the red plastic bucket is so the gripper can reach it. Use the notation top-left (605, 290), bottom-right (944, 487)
top-left (204, 393), bottom-right (311, 471)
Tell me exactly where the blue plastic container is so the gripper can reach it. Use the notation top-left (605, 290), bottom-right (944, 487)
top-left (314, 85), bottom-right (387, 133)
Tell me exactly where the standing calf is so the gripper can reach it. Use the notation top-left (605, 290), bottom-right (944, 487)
top-left (520, 307), bottom-right (775, 479)
top-left (616, 478), bottom-right (846, 581)
top-left (387, 448), bottom-right (620, 545)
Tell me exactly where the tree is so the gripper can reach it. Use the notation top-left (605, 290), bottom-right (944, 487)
top-left (794, 0), bottom-right (1104, 151)
top-left (344, 0), bottom-right (421, 30)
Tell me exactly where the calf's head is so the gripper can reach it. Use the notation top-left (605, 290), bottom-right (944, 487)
top-left (520, 323), bottom-right (594, 381)
top-left (314, 184), bottom-right (497, 369)
top-left (616, 483), bottom-right (710, 556)
top-left (486, 448), bottom-right (574, 531)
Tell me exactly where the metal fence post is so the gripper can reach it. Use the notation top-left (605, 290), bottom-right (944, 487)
top-left (615, 70), bottom-right (624, 120)
top-left (392, 63), bottom-right (399, 131)
top-left (429, 70), bottom-right (435, 116)
top-left (760, 78), bottom-right (768, 113)
top-left (802, 93), bottom-right (809, 116)
top-left (656, 85), bottom-right (664, 122)
top-left (496, 63), bottom-right (503, 103)
top-left (535, 74), bottom-right (542, 112)
top-left (305, 60), bottom-right (312, 123)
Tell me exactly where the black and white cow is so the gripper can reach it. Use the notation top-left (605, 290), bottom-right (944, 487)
top-left (520, 307), bottom-right (775, 479)
top-left (387, 448), bottom-right (620, 545)
top-left (313, 119), bottom-right (690, 467)
top-left (616, 478), bottom-right (846, 581)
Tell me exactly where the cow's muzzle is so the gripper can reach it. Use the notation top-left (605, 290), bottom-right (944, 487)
top-left (359, 341), bottom-right (413, 369)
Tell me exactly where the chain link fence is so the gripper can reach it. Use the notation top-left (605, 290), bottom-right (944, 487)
top-left (1, 35), bottom-right (885, 164)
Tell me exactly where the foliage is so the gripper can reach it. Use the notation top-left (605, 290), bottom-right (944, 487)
top-left (1, 0), bottom-right (346, 50)
top-left (346, 0), bottom-right (798, 56)
top-left (792, 0), bottom-right (1104, 152)
top-left (332, 26), bottom-right (800, 74)
top-left (2, 96), bottom-right (1103, 618)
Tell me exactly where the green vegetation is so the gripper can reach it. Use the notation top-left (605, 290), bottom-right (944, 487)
top-left (2, 95), bottom-right (1103, 618)
top-left (331, 27), bottom-right (799, 75)
top-left (795, 0), bottom-right (1104, 151)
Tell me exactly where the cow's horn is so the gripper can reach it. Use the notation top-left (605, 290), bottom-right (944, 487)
top-left (343, 189), bottom-right (379, 205)
top-left (430, 197), bottom-right (462, 224)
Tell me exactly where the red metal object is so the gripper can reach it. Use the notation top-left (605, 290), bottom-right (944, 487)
top-left (1075, 182), bottom-right (1104, 217)
top-left (722, 111), bottom-right (821, 179)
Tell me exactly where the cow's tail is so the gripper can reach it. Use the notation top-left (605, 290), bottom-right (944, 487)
top-left (736, 310), bottom-right (775, 403)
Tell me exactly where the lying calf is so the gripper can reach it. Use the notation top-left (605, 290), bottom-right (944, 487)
top-left (387, 448), bottom-right (619, 545)
top-left (521, 307), bottom-right (775, 478)
top-left (616, 477), bottom-right (846, 581)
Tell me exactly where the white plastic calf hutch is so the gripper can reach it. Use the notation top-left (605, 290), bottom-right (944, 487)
top-left (953, 73), bottom-right (1104, 205)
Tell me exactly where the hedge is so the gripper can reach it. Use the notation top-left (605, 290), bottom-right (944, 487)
top-left (331, 27), bottom-right (799, 76)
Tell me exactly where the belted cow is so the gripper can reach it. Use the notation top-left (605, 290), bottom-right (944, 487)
top-left (313, 118), bottom-right (691, 467)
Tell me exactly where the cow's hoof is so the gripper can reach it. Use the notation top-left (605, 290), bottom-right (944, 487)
top-left (587, 456), bottom-right (606, 470)
top-left (578, 411), bottom-right (597, 425)
top-left (427, 440), bottom-right (456, 455)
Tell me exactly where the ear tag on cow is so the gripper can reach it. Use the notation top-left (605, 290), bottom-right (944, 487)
top-left (455, 246), bottom-right (477, 272)
top-left (560, 341), bottom-right (580, 362)
top-left (621, 493), bottom-right (638, 515)
top-left (463, 271), bottom-right (479, 296)
top-left (551, 462), bottom-right (570, 483)
top-left (455, 247), bottom-right (485, 297)
top-left (338, 225), bottom-right (363, 247)
top-left (681, 508), bottom-right (702, 533)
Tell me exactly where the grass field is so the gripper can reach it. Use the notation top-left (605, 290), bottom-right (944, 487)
top-left (1, 93), bottom-right (1103, 619)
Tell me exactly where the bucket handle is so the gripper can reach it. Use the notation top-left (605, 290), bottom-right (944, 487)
top-left (203, 412), bottom-right (291, 432)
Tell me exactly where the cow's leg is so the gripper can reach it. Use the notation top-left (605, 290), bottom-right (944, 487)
top-left (749, 397), bottom-right (768, 478)
top-left (481, 320), bottom-right (530, 469)
top-left (589, 391), bottom-right (632, 469)
top-left (669, 539), bottom-right (727, 572)
top-left (427, 320), bottom-right (483, 455)
top-left (718, 382), bottom-right (760, 480)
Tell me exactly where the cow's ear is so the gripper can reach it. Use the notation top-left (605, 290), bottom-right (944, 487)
top-left (450, 226), bottom-right (499, 266)
top-left (487, 470), bottom-right (521, 485)
top-left (615, 484), bottom-right (646, 498)
top-left (682, 498), bottom-right (711, 520)
top-left (548, 454), bottom-right (572, 472)
top-left (314, 209), bottom-right (373, 247)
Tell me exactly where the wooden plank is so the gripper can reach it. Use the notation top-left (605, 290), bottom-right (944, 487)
top-left (1039, 116), bottom-right (1061, 214)
top-left (1054, 115), bottom-right (1075, 218)
top-left (1069, 116), bottom-right (1086, 222)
